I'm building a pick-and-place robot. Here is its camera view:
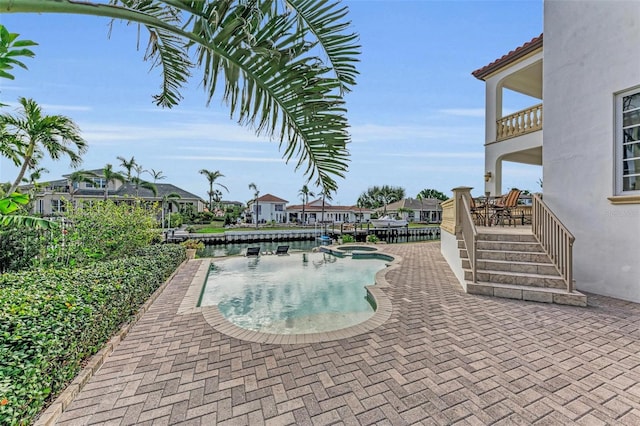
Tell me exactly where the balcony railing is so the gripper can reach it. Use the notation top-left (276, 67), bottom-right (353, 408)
top-left (496, 103), bottom-right (543, 141)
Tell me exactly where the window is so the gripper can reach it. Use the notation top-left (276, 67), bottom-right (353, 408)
top-left (87, 178), bottom-right (106, 189)
top-left (618, 88), bottom-right (640, 193)
top-left (275, 204), bottom-right (284, 211)
top-left (51, 199), bottom-right (65, 213)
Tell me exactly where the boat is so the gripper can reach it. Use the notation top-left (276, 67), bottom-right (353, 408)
top-left (370, 216), bottom-right (408, 228)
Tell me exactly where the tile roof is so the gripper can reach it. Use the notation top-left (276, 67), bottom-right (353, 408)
top-left (384, 197), bottom-right (443, 211)
top-left (472, 34), bottom-right (543, 81)
top-left (256, 193), bottom-right (288, 203)
top-left (112, 183), bottom-right (202, 200)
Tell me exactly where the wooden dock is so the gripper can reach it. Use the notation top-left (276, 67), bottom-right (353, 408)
top-left (166, 225), bottom-right (441, 245)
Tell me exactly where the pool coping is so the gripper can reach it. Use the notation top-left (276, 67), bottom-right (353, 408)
top-left (181, 246), bottom-right (402, 344)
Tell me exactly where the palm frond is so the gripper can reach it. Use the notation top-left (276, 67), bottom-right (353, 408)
top-left (0, 214), bottom-right (58, 229)
top-left (283, 0), bottom-right (360, 94)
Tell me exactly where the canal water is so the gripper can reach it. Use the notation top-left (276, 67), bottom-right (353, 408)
top-left (196, 228), bottom-right (440, 257)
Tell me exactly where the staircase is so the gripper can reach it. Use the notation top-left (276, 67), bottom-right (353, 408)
top-left (459, 230), bottom-right (587, 307)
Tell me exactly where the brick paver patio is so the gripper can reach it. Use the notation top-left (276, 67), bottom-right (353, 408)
top-left (55, 242), bottom-right (640, 425)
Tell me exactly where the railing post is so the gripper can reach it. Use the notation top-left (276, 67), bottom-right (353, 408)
top-left (451, 187), bottom-right (473, 234)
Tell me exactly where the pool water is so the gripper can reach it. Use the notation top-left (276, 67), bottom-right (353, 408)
top-left (199, 252), bottom-right (389, 334)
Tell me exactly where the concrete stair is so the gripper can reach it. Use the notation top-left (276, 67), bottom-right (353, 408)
top-left (459, 231), bottom-right (587, 307)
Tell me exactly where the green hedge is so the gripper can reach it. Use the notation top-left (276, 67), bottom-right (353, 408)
top-left (0, 244), bottom-right (186, 426)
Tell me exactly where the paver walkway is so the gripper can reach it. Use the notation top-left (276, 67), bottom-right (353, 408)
top-left (57, 242), bottom-right (640, 425)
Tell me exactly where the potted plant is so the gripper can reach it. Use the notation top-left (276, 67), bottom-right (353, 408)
top-left (181, 239), bottom-right (205, 260)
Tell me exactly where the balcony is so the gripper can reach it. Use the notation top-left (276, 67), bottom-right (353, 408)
top-left (496, 103), bottom-right (542, 142)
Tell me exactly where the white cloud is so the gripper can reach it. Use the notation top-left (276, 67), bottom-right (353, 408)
top-left (350, 123), bottom-right (483, 143)
top-left (80, 121), bottom-right (261, 144)
top-left (41, 103), bottom-right (93, 112)
top-left (439, 108), bottom-right (485, 118)
top-left (167, 155), bottom-right (285, 163)
top-left (389, 151), bottom-right (484, 159)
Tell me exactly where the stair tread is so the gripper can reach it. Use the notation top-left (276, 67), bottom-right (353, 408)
top-left (470, 268), bottom-right (563, 280)
top-left (469, 280), bottom-right (584, 295)
top-left (477, 248), bottom-right (545, 254)
top-left (478, 259), bottom-right (553, 267)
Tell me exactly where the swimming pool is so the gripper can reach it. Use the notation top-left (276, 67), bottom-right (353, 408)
top-left (199, 251), bottom-right (391, 334)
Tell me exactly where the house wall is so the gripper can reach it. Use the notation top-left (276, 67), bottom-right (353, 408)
top-left (257, 202), bottom-right (287, 223)
top-left (543, 0), bottom-right (640, 301)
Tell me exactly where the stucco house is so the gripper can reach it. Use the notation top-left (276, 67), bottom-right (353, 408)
top-left (381, 197), bottom-right (442, 223)
top-left (247, 194), bottom-right (288, 224)
top-left (441, 0), bottom-right (640, 305)
top-left (287, 199), bottom-right (372, 224)
top-left (23, 170), bottom-right (205, 216)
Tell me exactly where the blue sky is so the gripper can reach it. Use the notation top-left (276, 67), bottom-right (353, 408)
top-left (0, 0), bottom-right (543, 206)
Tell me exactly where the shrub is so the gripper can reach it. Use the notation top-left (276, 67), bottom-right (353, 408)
top-left (181, 239), bottom-right (204, 250)
top-left (0, 244), bottom-right (186, 425)
top-left (366, 234), bottom-right (380, 243)
top-left (64, 200), bottom-right (160, 264)
top-left (0, 224), bottom-right (49, 273)
top-left (341, 234), bottom-right (355, 243)
top-left (168, 212), bottom-right (183, 228)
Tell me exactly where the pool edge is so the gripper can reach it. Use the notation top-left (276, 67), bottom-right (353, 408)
top-left (193, 248), bottom-right (402, 344)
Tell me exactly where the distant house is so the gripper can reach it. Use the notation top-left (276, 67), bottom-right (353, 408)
top-left (247, 194), bottom-right (288, 224)
top-left (381, 197), bottom-right (442, 223)
top-left (287, 198), bottom-right (373, 224)
top-left (22, 170), bottom-right (205, 216)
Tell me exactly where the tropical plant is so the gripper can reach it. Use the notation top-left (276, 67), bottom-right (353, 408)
top-left (67, 169), bottom-right (98, 203)
top-left (199, 169), bottom-right (227, 211)
top-left (116, 155), bottom-right (137, 181)
top-left (100, 163), bottom-right (126, 200)
top-left (319, 190), bottom-right (333, 224)
top-left (248, 182), bottom-right (259, 229)
top-left (397, 206), bottom-right (413, 221)
top-left (1, 97), bottom-right (88, 195)
top-left (417, 188), bottom-right (448, 201)
top-left (131, 176), bottom-right (158, 197)
top-left (341, 234), bottom-right (354, 243)
top-left (145, 168), bottom-right (165, 183)
top-left (64, 199), bottom-right (160, 263)
top-left (298, 184), bottom-right (315, 225)
top-left (357, 185), bottom-right (405, 213)
top-left (160, 191), bottom-right (181, 229)
top-left (181, 239), bottom-right (204, 250)
top-left (0, 245), bottom-right (185, 426)
top-left (0, 24), bottom-right (37, 82)
top-left (0, 0), bottom-right (359, 193)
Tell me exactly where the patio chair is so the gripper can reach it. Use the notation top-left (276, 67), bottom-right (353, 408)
top-left (275, 245), bottom-right (290, 255)
top-left (469, 196), bottom-right (485, 226)
top-left (246, 247), bottom-right (260, 257)
top-left (491, 189), bottom-right (522, 226)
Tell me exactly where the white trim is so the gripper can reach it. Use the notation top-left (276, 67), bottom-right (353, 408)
top-left (615, 85), bottom-right (640, 195)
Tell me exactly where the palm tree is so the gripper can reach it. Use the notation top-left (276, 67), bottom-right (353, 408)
top-left (100, 164), bottom-right (126, 200)
top-left (21, 166), bottom-right (48, 211)
top-left (416, 192), bottom-right (425, 222)
top-left (248, 182), bottom-right (259, 229)
top-left (298, 184), bottom-right (315, 225)
top-left (199, 169), bottom-right (228, 211)
top-left (319, 190), bottom-right (333, 225)
top-left (160, 192), bottom-right (181, 230)
top-left (145, 168), bottom-right (166, 183)
top-left (117, 155), bottom-right (137, 181)
top-left (1, 0), bottom-right (359, 193)
top-left (131, 176), bottom-right (158, 197)
top-left (67, 169), bottom-right (98, 204)
top-left (1, 97), bottom-right (87, 195)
